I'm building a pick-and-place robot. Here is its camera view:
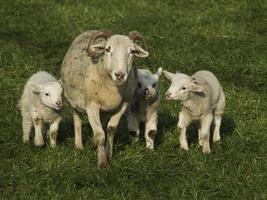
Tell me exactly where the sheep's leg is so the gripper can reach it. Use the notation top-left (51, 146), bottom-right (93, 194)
top-left (213, 114), bottom-right (222, 142)
top-left (198, 123), bottom-right (203, 146)
top-left (49, 116), bottom-right (62, 148)
top-left (86, 104), bottom-right (108, 168)
top-left (200, 114), bottom-right (213, 153)
top-left (33, 118), bottom-right (44, 146)
top-left (213, 92), bottom-right (225, 143)
top-left (107, 102), bottom-right (128, 159)
top-left (73, 111), bottom-right (83, 150)
top-left (145, 109), bottom-right (158, 150)
top-left (22, 113), bottom-right (32, 143)
top-left (177, 111), bottom-right (191, 151)
top-left (127, 112), bottom-right (140, 143)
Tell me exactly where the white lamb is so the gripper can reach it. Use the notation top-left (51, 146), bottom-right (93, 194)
top-left (20, 71), bottom-right (63, 147)
top-left (126, 67), bottom-right (162, 150)
top-left (163, 70), bottom-right (225, 153)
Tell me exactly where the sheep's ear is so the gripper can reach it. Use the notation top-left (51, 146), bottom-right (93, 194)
top-left (191, 83), bottom-right (203, 93)
top-left (29, 82), bottom-right (42, 94)
top-left (163, 70), bottom-right (175, 81)
top-left (133, 44), bottom-right (149, 58)
top-left (156, 67), bottom-right (163, 76)
top-left (153, 67), bottom-right (163, 80)
top-left (90, 40), bottom-right (107, 54)
top-left (58, 79), bottom-right (63, 86)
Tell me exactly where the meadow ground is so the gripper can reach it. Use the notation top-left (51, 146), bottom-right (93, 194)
top-left (0, 0), bottom-right (266, 199)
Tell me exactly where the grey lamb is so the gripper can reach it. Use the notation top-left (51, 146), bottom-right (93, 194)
top-left (126, 67), bottom-right (162, 150)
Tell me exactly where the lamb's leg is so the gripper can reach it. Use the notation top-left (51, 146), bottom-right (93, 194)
top-left (213, 91), bottom-right (225, 143)
top-left (213, 114), bottom-right (222, 142)
top-left (200, 114), bottom-right (213, 153)
top-left (33, 118), bottom-right (44, 146)
top-left (198, 123), bottom-right (203, 146)
top-left (107, 102), bottom-right (128, 160)
top-left (127, 112), bottom-right (140, 143)
top-left (177, 111), bottom-right (191, 151)
top-left (22, 113), bottom-right (32, 143)
top-left (49, 116), bottom-right (62, 148)
top-left (73, 110), bottom-right (83, 150)
top-left (86, 104), bottom-right (108, 168)
top-left (145, 107), bottom-right (158, 150)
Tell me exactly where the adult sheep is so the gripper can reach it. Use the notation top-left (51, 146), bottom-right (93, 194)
top-left (61, 30), bottom-right (149, 167)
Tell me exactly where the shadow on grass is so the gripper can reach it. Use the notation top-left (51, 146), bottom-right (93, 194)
top-left (156, 111), bottom-right (178, 146)
top-left (56, 110), bottom-right (235, 155)
top-left (57, 116), bottom-right (93, 145)
top-left (185, 115), bottom-right (236, 147)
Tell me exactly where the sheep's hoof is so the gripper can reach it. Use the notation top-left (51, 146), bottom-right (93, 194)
top-left (213, 138), bottom-right (221, 143)
top-left (146, 146), bottom-right (154, 151)
top-left (202, 148), bottom-right (211, 154)
top-left (130, 136), bottom-right (139, 144)
top-left (129, 131), bottom-right (139, 143)
top-left (180, 146), bottom-right (189, 152)
top-left (23, 139), bottom-right (30, 144)
top-left (34, 140), bottom-right (44, 147)
top-left (98, 159), bottom-right (109, 169)
top-left (50, 143), bottom-right (57, 148)
top-left (75, 144), bottom-right (84, 150)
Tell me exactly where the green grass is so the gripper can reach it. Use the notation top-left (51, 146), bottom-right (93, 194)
top-left (0, 0), bottom-right (267, 199)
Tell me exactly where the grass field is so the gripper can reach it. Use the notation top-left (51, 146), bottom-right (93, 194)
top-left (0, 0), bottom-right (267, 199)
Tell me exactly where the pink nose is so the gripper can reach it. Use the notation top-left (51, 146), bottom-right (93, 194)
top-left (165, 92), bottom-right (171, 98)
top-left (56, 100), bottom-right (62, 106)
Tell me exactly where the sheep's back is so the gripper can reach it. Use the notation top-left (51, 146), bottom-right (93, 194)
top-left (192, 70), bottom-right (223, 107)
top-left (60, 31), bottom-right (98, 112)
top-left (28, 71), bottom-right (57, 84)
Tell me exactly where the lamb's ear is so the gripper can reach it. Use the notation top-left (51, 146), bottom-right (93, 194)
top-left (133, 44), bottom-right (149, 58)
top-left (29, 82), bottom-right (42, 94)
top-left (58, 79), bottom-right (63, 86)
top-left (90, 40), bottom-right (107, 54)
top-left (153, 67), bottom-right (163, 80)
top-left (191, 83), bottom-right (203, 93)
top-left (163, 70), bottom-right (175, 81)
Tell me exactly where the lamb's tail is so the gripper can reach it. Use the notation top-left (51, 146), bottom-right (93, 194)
top-left (16, 99), bottom-right (22, 110)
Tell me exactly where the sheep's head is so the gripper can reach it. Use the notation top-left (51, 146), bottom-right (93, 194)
top-left (163, 70), bottom-right (203, 101)
top-left (30, 81), bottom-right (63, 110)
top-left (136, 67), bottom-right (162, 100)
top-left (88, 30), bottom-right (149, 85)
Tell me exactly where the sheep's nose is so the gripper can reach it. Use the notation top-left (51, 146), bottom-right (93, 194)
top-left (144, 88), bottom-right (149, 96)
top-left (115, 71), bottom-right (125, 81)
top-left (56, 100), bottom-right (62, 106)
top-left (165, 92), bottom-right (171, 98)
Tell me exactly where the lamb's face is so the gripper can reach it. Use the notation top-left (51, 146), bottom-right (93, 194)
top-left (136, 68), bottom-right (162, 100)
top-left (165, 74), bottom-right (192, 101)
top-left (39, 81), bottom-right (63, 110)
top-left (163, 71), bottom-right (203, 101)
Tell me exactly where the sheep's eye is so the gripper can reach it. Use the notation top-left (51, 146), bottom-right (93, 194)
top-left (152, 83), bottom-right (156, 88)
top-left (138, 82), bottom-right (142, 88)
top-left (45, 93), bottom-right (49, 96)
top-left (181, 87), bottom-right (187, 90)
top-left (106, 47), bottom-right (111, 52)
